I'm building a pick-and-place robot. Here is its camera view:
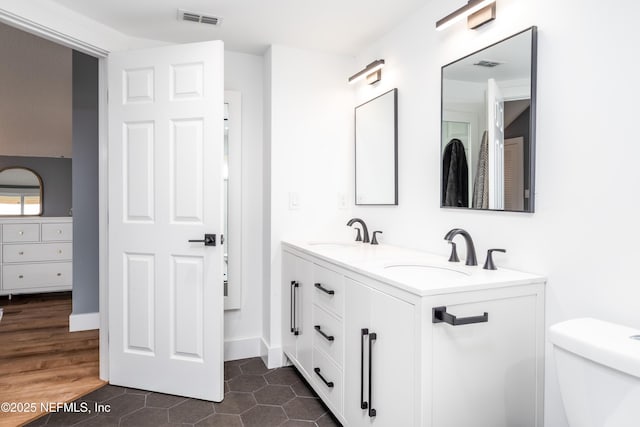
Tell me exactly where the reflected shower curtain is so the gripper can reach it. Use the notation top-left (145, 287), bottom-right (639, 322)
top-left (472, 131), bottom-right (489, 209)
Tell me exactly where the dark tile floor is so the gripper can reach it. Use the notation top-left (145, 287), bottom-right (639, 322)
top-left (26, 357), bottom-right (341, 427)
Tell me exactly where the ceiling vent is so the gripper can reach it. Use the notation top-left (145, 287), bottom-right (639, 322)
top-left (177, 9), bottom-right (222, 26)
top-left (474, 60), bottom-right (501, 68)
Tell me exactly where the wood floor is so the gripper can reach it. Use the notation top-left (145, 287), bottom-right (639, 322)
top-left (0, 292), bottom-right (104, 427)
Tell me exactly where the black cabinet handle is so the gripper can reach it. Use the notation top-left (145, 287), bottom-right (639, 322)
top-left (314, 325), bottom-right (335, 341)
top-left (290, 281), bottom-right (295, 333)
top-left (314, 367), bottom-right (334, 388)
top-left (314, 283), bottom-right (335, 295)
top-left (368, 332), bottom-right (377, 418)
top-left (291, 281), bottom-right (300, 335)
top-left (360, 328), bottom-right (369, 410)
top-left (432, 306), bottom-right (488, 326)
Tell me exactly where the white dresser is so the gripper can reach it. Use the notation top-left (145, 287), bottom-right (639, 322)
top-left (0, 217), bottom-right (73, 296)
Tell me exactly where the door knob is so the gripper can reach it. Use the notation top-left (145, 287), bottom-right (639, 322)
top-left (188, 233), bottom-right (216, 246)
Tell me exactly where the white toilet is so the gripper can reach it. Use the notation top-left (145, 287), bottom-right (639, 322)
top-left (549, 318), bottom-right (640, 427)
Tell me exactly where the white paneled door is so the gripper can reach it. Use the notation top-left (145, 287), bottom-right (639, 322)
top-left (108, 41), bottom-right (225, 401)
top-left (487, 78), bottom-right (505, 210)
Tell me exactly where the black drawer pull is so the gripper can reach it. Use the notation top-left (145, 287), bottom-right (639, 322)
top-left (314, 283), bottom-right (335, 295)
top-left (432, 306), bottom-right (488, 326)
top-left (314, 325), bottom-right (335, 341)
top-left (314, 367), bottom-right (334, 388)
top-left (291, 281), bottom-right (300, 335)
top-left (360, 328), bottom-right (368, 410)
top-left (368, 332), bottom-right (377, 418)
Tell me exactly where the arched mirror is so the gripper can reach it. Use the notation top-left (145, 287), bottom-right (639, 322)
top-left (0, 167), bottom-right (43, 216)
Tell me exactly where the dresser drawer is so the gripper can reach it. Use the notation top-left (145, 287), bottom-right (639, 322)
top-left (3, 242), bottom-right (72, 263)
top-left (3, 262), bottom-right (72, 290)
top-left (313, 305), bottom-right (343, 367)
top-left (312, 347), bottom-right (343, 415)
top-left (313, 264), bottom-right (344, 318)
top-left (2, 223), bottom-right (40, 243)
top-left (41, 222), bottom-right (73, 241)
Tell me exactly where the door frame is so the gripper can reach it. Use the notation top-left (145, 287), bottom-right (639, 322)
top-left (224, 91), bottom-right (242, 310)
top-left (0, 10), bottom-right (111, 380)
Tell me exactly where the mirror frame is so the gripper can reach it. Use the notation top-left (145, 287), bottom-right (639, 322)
top-left (440, 26), bottom-right (537, 213)
top-left (355, 88), bottom-right (399, 206)
top-left (0, 166), bottom-right (44, 216)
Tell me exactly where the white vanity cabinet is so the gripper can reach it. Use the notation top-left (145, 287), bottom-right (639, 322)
top-left (0, 218), bottom-right (73, 296)
top-left (281, 241), bottom-right (545, 427)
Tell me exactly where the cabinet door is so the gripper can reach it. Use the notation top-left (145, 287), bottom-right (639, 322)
top-left (281, 251), bottom-right (313, 376)
top-left (369, 288), bottom-right (415, 426)
top-left (296, 257), bottom-right (313, 376)
top-left (431, 295), bottom-right (539, 427)
top-left (345, 278), bottom-right (415, 427)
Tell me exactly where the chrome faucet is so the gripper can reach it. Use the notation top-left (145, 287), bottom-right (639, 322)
top-left (347, 218), bottom-right (370, 243)
top-left (444, 228), bottom-right (477, 266)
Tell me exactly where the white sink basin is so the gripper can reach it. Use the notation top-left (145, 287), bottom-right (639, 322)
top-left (383, 264), bottom-right (470, 280)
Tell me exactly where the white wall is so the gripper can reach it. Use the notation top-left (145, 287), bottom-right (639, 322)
top-left (223, 50), bottom-right (265, 358)
top-left (263, 49), bottom-right (273, 348)
top-left (265, 45), bottom-right (354, 366)
top-left (350, 0), bottom-right (640, 425)
top-left (0, 0), bottom-right (163, 53)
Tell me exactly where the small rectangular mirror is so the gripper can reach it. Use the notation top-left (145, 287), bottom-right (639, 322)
top-left (441, 27), bottom-right (537, 212)
top-left (355, 88), bottom-right (398, 205)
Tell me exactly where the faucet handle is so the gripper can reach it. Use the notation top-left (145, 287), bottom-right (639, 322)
top-left (447, 241), bottom-right (460, 262)
top-left (353, 227), bottom-right (362, 242)
top-left (483, 249), bottom-right (506, 270)
top-left (371, 231), bottom-right (383, 245)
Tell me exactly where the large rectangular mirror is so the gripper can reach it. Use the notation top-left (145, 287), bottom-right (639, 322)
top-left (355, 88), bottom-right (398, 205)
top-left (441, 27), bottom-right (537, 212)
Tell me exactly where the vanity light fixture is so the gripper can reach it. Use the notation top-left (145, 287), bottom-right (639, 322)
top-left (436, 0), bottom-right (496, 31)
top-left (348, 59), bottom-right (385, 85)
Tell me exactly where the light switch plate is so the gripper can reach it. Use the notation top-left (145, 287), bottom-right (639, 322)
top-left (289, 192), bottom-right (300, 210)
top-left (337, 193), bottom-right (347, 209)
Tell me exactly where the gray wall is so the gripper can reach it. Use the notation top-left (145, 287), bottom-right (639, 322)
top-left (0, 156), bottom-right (71, 216)
top-left (71, 51), bottom-right (99, 314)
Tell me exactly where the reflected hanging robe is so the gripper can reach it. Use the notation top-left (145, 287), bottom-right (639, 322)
top-left (442, 138), bottom-right (469, 207)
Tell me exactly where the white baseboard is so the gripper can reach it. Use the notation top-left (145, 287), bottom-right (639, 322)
top-left (224, 336), bottom-right (262, 361)
top-left (69, 312), bottom-right (100, 332)
top-left (260, 337), bottom-right (284, 369)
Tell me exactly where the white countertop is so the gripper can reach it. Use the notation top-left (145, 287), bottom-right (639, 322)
top-left (282, 240), bottom-right (546, 297)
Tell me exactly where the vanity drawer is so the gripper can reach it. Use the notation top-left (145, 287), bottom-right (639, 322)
top-left (3, 242), bottom-right (73, 263)
top-left (3, 262), bottom-right (72, 290)
top-left (313, 264), bottom-right (344, 318)
top-left (41, 223), bottom-right (73, 241)
top-left (312, 347), bottom-right (343, 415)
top-left (2, 223), bottom-right (40, 243)
top-left (313, 305), bottom-right (343, 367)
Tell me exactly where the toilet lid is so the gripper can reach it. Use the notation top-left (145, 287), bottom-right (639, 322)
top-left (550, 318), bottom-right (640, 379)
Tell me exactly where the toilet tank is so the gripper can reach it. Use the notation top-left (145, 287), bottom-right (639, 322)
top-left (549, 318), bottom-right (640, 427)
